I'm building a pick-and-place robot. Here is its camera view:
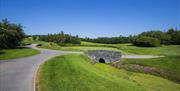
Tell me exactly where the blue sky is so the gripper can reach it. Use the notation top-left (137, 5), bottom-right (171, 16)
top-left (0, 0), bottom-right (180, 38)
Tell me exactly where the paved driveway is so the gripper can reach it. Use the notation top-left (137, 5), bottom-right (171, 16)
top-left (0, 44), bottom-right (82, 91)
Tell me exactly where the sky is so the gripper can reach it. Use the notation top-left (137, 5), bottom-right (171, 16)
top-left (0, 0), bottom-right (180, 38)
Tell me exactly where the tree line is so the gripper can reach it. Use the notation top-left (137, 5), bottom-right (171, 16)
top-left (31, 31), bottom-right (81, 45)
top-left (1, 19), bottom-right (179, 48)
top-left (82, 28), bottom-right (180, 47)
top-left (81, 35), bottom-right (134, 44)
top-left (0, 19), bottom-right (25, 49)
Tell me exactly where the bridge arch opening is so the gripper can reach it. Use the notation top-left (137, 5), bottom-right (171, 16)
top-left (99, 58), bottom-right (105, 63)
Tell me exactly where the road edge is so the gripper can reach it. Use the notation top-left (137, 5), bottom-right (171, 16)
top-left (33, 55), bottom-right (63, 91)
top-left (34, 61), bottom-right (44, 91)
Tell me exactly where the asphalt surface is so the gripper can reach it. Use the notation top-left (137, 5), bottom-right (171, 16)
top-left (0, 44), bottom-right (82, 91)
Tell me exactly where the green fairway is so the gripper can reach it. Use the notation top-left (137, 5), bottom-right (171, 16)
top-left (0, 47), bottom-right (40, 60)
top-left (112, 44), bottom-right (180, 55)
top-left (33, 41), bottom-right (120, 52)
top-left (37, 54), bottom-right (180, 91)
top-left (61, 46), bottom-right (120, 52)
top-left (81, 41), bottom-right (180, 55)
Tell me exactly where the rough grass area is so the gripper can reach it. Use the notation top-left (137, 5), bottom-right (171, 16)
top-left (0, 47), bottom-right (40, 60)
top-left (37, 54), bottom-right (180, 91)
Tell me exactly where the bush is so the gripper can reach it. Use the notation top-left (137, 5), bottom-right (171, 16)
top-left (133, 36), bottom-right (160, 47)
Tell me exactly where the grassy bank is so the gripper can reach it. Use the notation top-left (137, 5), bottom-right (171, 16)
top-left (37, 54), bottom-right (180, 91)
top-left (0, 47), bottom-right (40, 60)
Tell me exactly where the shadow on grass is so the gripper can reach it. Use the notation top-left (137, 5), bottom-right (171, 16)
top-left (16, 47), bottom-right (30, 49)
top-left (0, 46), bottom-right (31, 50)
top-left (0, 51), bottom-right (5, 54)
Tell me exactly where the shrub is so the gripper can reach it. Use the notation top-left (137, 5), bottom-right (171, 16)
top-left (133, 36), bottom-right (160, 47)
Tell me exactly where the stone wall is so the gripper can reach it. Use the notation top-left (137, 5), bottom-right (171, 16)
top-left (85, 50), bottom-right (122, 63)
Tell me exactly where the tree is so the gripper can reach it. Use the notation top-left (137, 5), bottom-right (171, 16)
top-left (167, 28), bottom-right (180, 44)
top-left (0, 19), bottom-right (25, 49)
top-left (140, 30), bottom-right (171, 44)
top-left (133, 36), bottom-right (160, 47)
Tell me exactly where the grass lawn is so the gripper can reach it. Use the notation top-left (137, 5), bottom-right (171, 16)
top-left (112, 44), bottom-right (180, 55)
top-left (30, 41), bottom-right (180, 83)
top-left (0, 47), bottom-right (40, 60)
top-left (37, 54), bottom-right (180, 91)
top-left (33, 41), bottom-right (120, 52)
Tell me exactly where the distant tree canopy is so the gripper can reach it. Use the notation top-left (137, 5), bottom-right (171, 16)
top-left (81, 35), bottom-right (134, 44)
top-left (82, 28), bottom-right (180, 47)
top-left (32, 31), bottom-right (81, 45)
top-left (0, 19), bottom-right (25, 49)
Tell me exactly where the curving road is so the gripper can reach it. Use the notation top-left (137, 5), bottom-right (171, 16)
top-left (0, 44), bottom-right (82, 91)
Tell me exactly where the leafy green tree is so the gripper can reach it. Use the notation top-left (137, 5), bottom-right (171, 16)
top-left (167, 28), bottom-right (180, 44)
top-left (140, 31), bottom-right (171, 44)
top-left (133, 36), bottom-right (160, 47)
top-left (0, 19), bottom-right (25, 49)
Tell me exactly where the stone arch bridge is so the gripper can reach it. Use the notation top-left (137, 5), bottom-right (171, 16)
top-left (85, 50), bottom-right (122, 63)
